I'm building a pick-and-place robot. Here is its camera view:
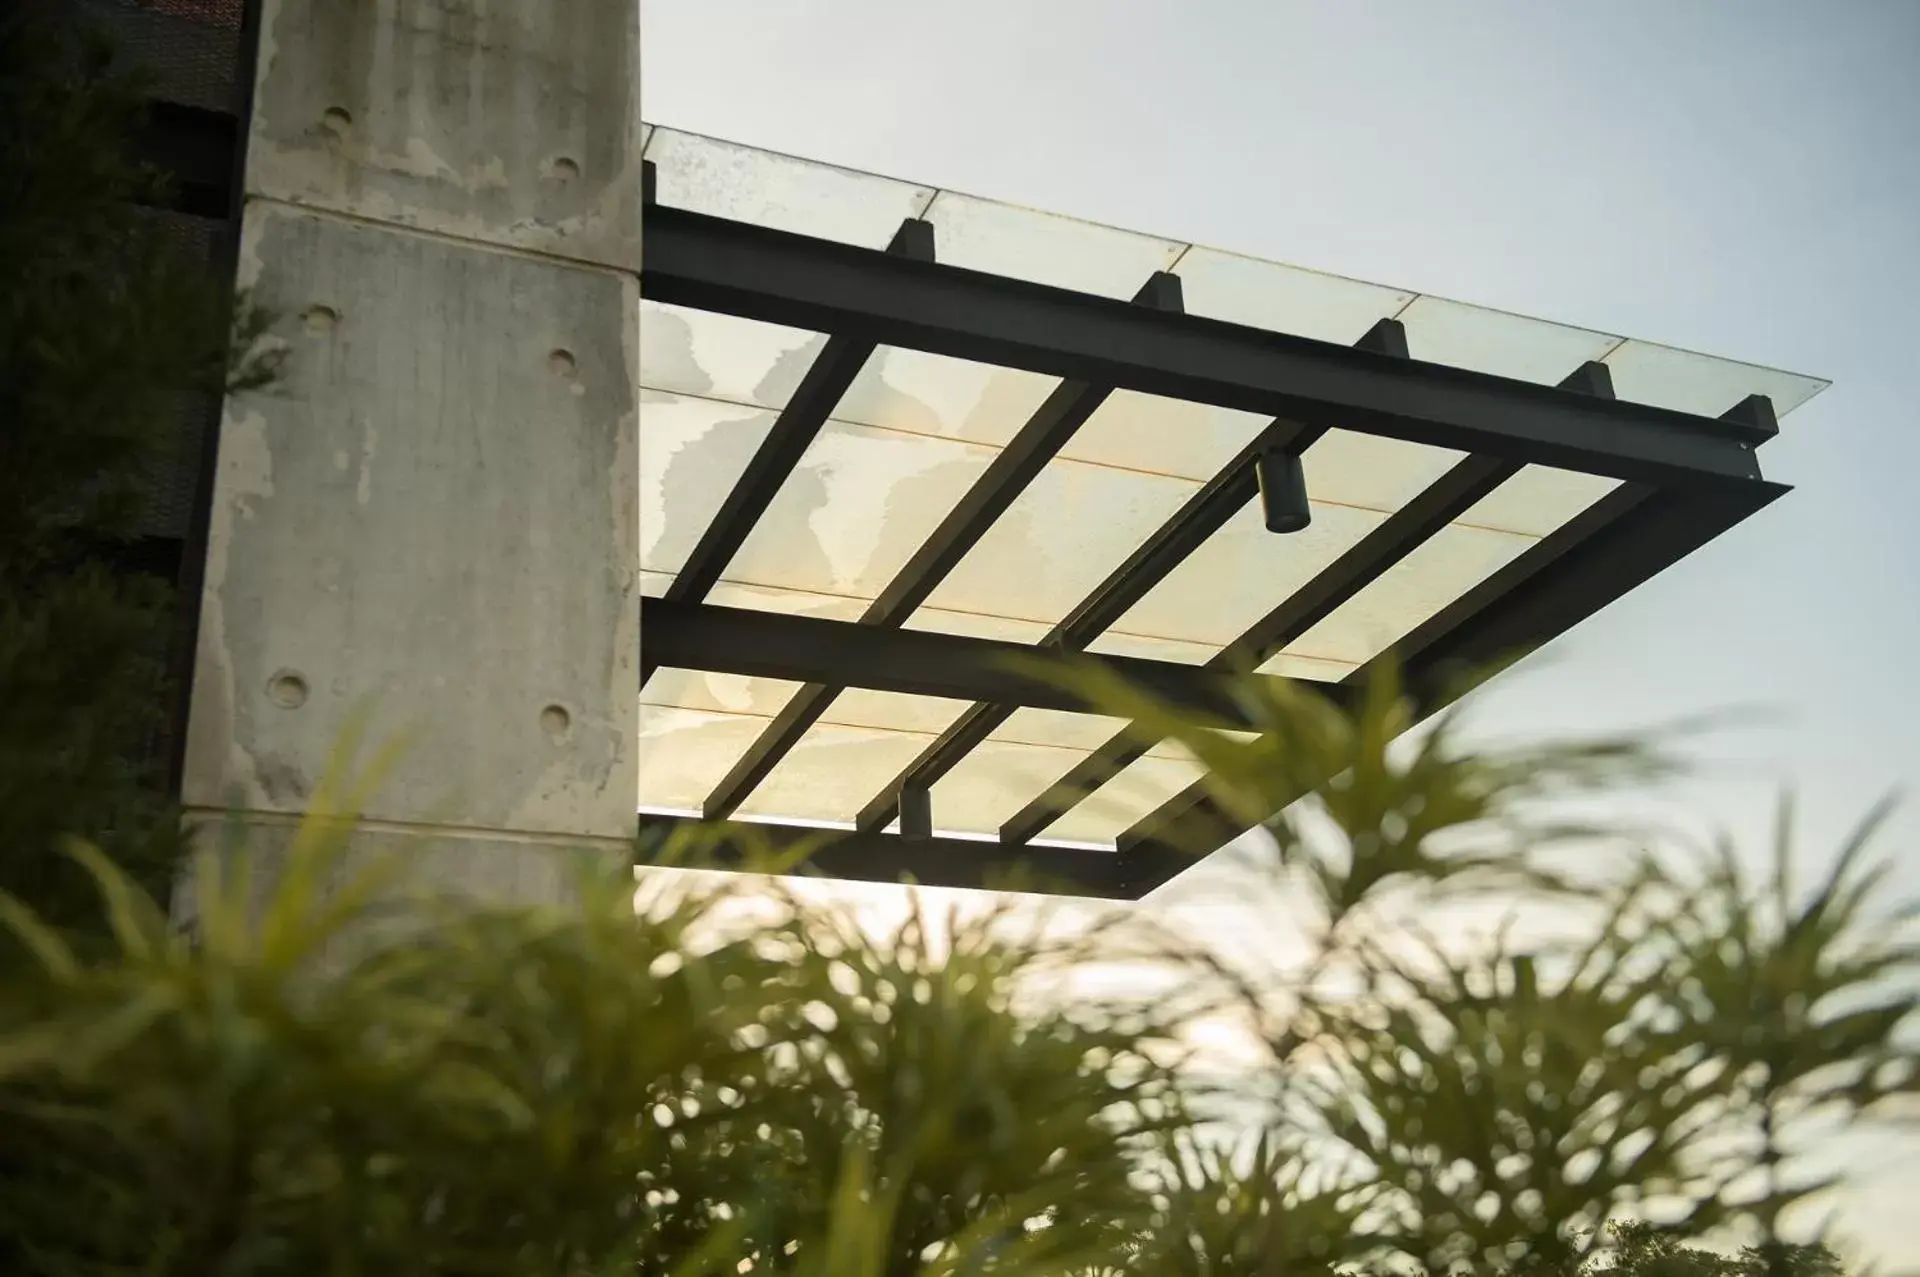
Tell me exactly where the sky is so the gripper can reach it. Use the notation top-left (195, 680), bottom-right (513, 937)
top-left (639, 1), bottom-right (1920, 1262)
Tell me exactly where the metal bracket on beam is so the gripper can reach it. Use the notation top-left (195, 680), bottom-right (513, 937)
top-left (887, 217), bottom-right (937, 262)
top-left (1720, 393), bottom-right (1779, 442)
top-left (898, 782), bottom-right (932, 839)
top-left (1354, 316), bottom-right (1411, 359)
top-left (1558, 360), bottom-right (1616, 398)
top-left (1134, 270), bottom-right (1185, 314)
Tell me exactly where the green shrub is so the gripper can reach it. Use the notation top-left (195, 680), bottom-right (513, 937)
top-left (0, 672), bottom-right (1909, 1275)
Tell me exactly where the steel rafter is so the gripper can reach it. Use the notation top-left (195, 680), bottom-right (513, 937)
top-left (627, 194), bottom-right (1789, 895)
top-left (844, 318), bottom-right (1413, 836)
top-left (642, 203), bottom-right (1771, 485)
top-left (695, 271), bottom-right (1188, 821)
top-left (659, 215), bottom-right (935, 609)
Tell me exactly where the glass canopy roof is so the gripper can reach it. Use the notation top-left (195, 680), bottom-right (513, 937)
top-left (635, 124), bottom-right (1826, 862)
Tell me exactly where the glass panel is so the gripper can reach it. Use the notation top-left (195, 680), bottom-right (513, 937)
top-left (640, 302), bottom-right (825, 410)
top-left (902, 608), bottom-right (1052, 644)
top-left (1083, 629), bottom-right (1218, 666)
top-left (1001, 711), bottom-right (1195, 759)
top-left (640, 673), bottom-right (977, 741)
top-left (1173, 247), bottom-right (1414, 343)
top-left (989, 706), bottom-right (1144, 753)
top-left (1062, 391), bottom-right (1273, 482)
top-left (836, 348), bottom-right (1060, 448)
top-left (646, 127), bottom-right (935, 248)
top-left (920, 191), bottom-right (1186, 298)
top-left (706, 579), bottom-right (866, 620)
top-left (920, 456), bottom-right (1198, 629)
top-left (1277, 523), bottom-right (1534, 667)
top-left (1304, 429), bottom-right (1465, 513)
top-left (651, 571), bottom-right (1066, 642)
top-left (1397, 296), bottom-right (1621, 384)
top-left (1603, 339), bottom-right (1829, 419)
top-left (931, 738), bottom-right (1105, 839)
top-left (1100, 500), bottom-right (1385, 649)
top-left (643, 669), bottom-right (805, 720)
top-left (737, 720), bottom-right (938, 824)
top-left (1465, 465), bottom-right (1621, 538)
top-left (1257, 651), bottom-right (1357, 684)
top-left (639, 391), bottom-right (778, 576)
top-left (833, 377), bottom-right (1273, 553)
top-left (1044, 752), bottom-right (1210, 846)
top-left (831, 690), bottom-right (972, 737)
top-left (637, 704), bottom-right (768, 813)
top-left (726, 421), bottom-right (995, 600)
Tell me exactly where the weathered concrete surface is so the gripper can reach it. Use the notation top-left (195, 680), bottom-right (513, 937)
top-left (184, 205), bottom-right (639, 839)
top-left (178, 815), bottom-right (634, 920)
top-left (183, 1), bottom-right (641, 905)
top-left (247, 0), bottom-right (643, 271)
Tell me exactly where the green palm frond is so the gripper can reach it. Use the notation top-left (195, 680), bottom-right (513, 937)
top-left (1032, 652), bottom-right (1680, 938)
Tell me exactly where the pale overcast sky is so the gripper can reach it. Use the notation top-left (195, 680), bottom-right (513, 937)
top-left (640, 1), bottom-right (1919, 1263)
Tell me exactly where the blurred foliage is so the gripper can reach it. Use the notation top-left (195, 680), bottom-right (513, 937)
top-left (2, 663), bottom-right (1911, 1275)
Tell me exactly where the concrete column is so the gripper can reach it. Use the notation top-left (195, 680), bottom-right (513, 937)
top-left (182, 1), bottom-right (643, 904)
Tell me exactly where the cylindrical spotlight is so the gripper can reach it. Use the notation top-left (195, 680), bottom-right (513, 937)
top-left (1256, 450), bottom-right (1311, 533)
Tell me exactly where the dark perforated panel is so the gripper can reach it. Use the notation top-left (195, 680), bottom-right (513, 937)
top-left (65, 1), bottom-right (246, 543)
top-left (134, 208), bottom-right (230, 541)
top-left (79, 0), bottom-right (244, 112)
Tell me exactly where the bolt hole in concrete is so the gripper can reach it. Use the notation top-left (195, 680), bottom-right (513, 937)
top-left (268, 671), bottom-right (309, 709)
top-left (548, 348), bottom-right (578, 378)
top-left (540, 704), bottom-right (572, 741)
top-left (548, 156), bottom-right (580, 182)
top-left (302, 304), bottom-right (339, 335)
top-left (320, 106), bottom-right (352, 135)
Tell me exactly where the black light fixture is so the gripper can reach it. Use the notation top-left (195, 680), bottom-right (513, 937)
top-left (1255, 448), bottom-right (1311, 533)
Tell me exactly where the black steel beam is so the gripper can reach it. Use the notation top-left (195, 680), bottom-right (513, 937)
top-left (1229, 453), bottom-right (1525, 664)
top-left (996, 736), bottom-right (1155, 850)
top-left (700, 686), bottom-right (832, 822)
top-left (844, 319), bottom-right (1413, 836)
top-left (644, 599), bottom-right (1307, 726)
top-left (844, 416), bottom-right (1307, 834)
top-left (636, 814), bottom-right (1127, 897)
top-left (642, 203), bottom-right (1772, 484)
top-left (1114, 474), bottom-right (1791, 894)
top-left (996, 451), bottom-right (1525, 846)
top-left (661, 216), bottom-right (935, 608)
top-left (696, 271), bottom-right (1188, 821)
top-left (992, 353), bottom-right (1631, 851)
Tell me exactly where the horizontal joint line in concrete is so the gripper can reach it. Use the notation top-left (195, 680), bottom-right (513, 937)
top-left (243, 194), bottom-right (642, 280)
top-left (181, 806), bottom-right (637, 851)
